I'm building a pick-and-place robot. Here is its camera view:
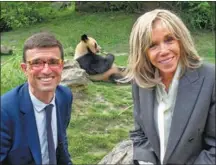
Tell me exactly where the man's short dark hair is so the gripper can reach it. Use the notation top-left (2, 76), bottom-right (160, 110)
top-left (23, 32), bottom-right (64, 62)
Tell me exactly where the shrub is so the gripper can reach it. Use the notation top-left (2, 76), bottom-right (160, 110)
top-left (1, 55), bottom-right (26, 95)
top-left (1, 2), bottom-right (45, 31)
top-left (75, 2), bottom-right (215, 30)
top-left (178, 2), bottom-right (215, 30)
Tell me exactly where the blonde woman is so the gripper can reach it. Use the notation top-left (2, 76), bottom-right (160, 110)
top-left (125, 9), bottom-right (215, 165)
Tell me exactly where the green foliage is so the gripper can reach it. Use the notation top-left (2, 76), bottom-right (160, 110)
top-left (75, 2), bottom-right (147, 13)
top-left (1, 2), bottom-right (43, 28)
top-left (1, 2), bottom-right (214, 31)
top-left (104, 2), bottom-right (138, 13)
top-left (0, 2), bottom-right (74, 32)
top-left (0, 17), bottom-right (12, 32)
top-left (1, 2), bottom-right (46, 31)
top-left (50, 1), bottom-right (72, 10)
top-left (76, 2), bottom-right (215, 30)
top-left (1, 55), bottom-right (26, 95)
top-left (178, 2), bottom-right (215, 30)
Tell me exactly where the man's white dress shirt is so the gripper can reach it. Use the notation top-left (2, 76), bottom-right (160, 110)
top-left (29, 89), bottom-right (58, 165)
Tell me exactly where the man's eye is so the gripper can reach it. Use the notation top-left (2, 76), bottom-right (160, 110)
top-left (49, 59), bottom-right (60, 65)
top-left (31, 59), bottom-right (43, 65)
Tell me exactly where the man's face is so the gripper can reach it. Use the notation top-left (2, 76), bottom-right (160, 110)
top-left (21, 47), bottom-right (63, 96)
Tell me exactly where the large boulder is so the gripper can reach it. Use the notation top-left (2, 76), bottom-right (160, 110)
top-left (1, 45), bottom-right (13, 55)
top-left (61, 60), bottom-right (91, 88)
top-left (98, 140), bottom-right (134, 164)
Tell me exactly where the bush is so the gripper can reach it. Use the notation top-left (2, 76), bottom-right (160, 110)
top-left (1, 55), bottom-right (26, 95)
top-left (75, 2), bottom-right (158, 13)
top-left (177, 2), bottom-right (215, 30)
top-left (0, 17), bottom-right (12, 32)
top-left (1, 2), bottom-right (46, 32)
top-left (75, 2), bottom-right (215, 30)
top-left (0, 2), bottom-right (75, 32)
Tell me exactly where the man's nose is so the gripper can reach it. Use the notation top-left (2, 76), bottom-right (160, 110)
top-left (41, 63), bottom-right (52, 73)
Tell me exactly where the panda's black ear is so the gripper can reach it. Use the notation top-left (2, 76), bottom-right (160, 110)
top-left (81, 34), bottom-right (88, 42)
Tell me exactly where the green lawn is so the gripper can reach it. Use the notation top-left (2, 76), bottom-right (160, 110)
top-left (1, 11), bottom-right (215, 164)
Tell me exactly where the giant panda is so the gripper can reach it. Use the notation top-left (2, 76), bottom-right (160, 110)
top-left (74, 34), bottom-right (125, 82)
top-left (74, 34), bottom-right (101, 60)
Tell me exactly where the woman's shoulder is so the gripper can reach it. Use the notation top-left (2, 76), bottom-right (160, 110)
top-left (193, 63), bottom-right (215, 87)
top-left (198, 62), bottom-right (215, 76)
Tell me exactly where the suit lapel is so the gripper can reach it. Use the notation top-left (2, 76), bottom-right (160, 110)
top-left (139, 87), bottom-right (160, 158)
top-left (55, 92), bottom-right (67, 164)
top-left (163, 68), bottom-right (204, 163)
top-left (19, 83), bottom-right (42, 165)
top-left (55, 95), bottom-right (63, 143)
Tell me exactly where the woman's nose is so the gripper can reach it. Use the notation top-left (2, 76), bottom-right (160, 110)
top-left (158, 43), bottom-right (169, 54)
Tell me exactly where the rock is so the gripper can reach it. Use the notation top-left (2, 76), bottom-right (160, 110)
top-left (1, 45), bottom-right (13, 55)
top-left (61, 60), bottom-right (91, 88)
top-left (98, 140), bottom-right (134, 164)
top-left (63, 59), bottom-right (80, 69)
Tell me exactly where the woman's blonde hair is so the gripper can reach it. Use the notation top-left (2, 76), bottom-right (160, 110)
top-left (124, 9), bottom-right (202, 88)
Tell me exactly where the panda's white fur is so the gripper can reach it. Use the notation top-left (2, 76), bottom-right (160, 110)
top-left (74, 35), bottom-right (101, 60)
top-left (74, 34), bottom-right (125, 82)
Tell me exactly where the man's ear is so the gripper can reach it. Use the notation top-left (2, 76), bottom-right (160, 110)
top-left (20, 63), bottom-right (28, 75)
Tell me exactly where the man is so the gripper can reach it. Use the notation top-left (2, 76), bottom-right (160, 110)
top-left (1, 32), bottom-right (73, 165)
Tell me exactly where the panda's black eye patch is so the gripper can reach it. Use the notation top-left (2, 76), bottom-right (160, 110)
top-left (94, 43), bottom-right (97, 48)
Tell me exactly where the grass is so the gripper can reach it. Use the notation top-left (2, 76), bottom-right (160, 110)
top-left (1, 10), bottom-right (215, 164)
top-left (192, 30), bottom-right (215, 63)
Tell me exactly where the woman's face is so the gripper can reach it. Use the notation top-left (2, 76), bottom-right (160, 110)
top-left (147, 20), bottom-right (180, 79)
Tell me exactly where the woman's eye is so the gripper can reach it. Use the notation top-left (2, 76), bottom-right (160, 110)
top-left (165, 36), bottom-right (174, 43)
top-left (149, 43), bottom-right (156, 49)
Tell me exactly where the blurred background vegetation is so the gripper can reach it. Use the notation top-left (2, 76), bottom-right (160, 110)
top-left (1, 1), bottom-right (215, 32)
top-left (1, 1), bottom-right (215, 164)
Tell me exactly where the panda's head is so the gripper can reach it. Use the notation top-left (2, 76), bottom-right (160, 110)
top-left (81, 34), bottom-right (101, 54)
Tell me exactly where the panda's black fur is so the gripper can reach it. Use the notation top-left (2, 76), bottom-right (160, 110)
top-left (81, 34), bottom-right (88, 42)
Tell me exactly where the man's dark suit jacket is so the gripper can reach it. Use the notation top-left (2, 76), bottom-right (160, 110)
top-left (131, 63), bottom-right (215, 164)
top-left (0, 83), bottom-right (73, 165)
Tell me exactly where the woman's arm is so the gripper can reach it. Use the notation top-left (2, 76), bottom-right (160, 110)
top-left (193, 83), bottom-right (216, 164)
top-left (130, 83), bottom-right (157, 164)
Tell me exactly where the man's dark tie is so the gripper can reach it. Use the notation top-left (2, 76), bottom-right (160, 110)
top-left (45, 104), bottom-right (57, 165)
